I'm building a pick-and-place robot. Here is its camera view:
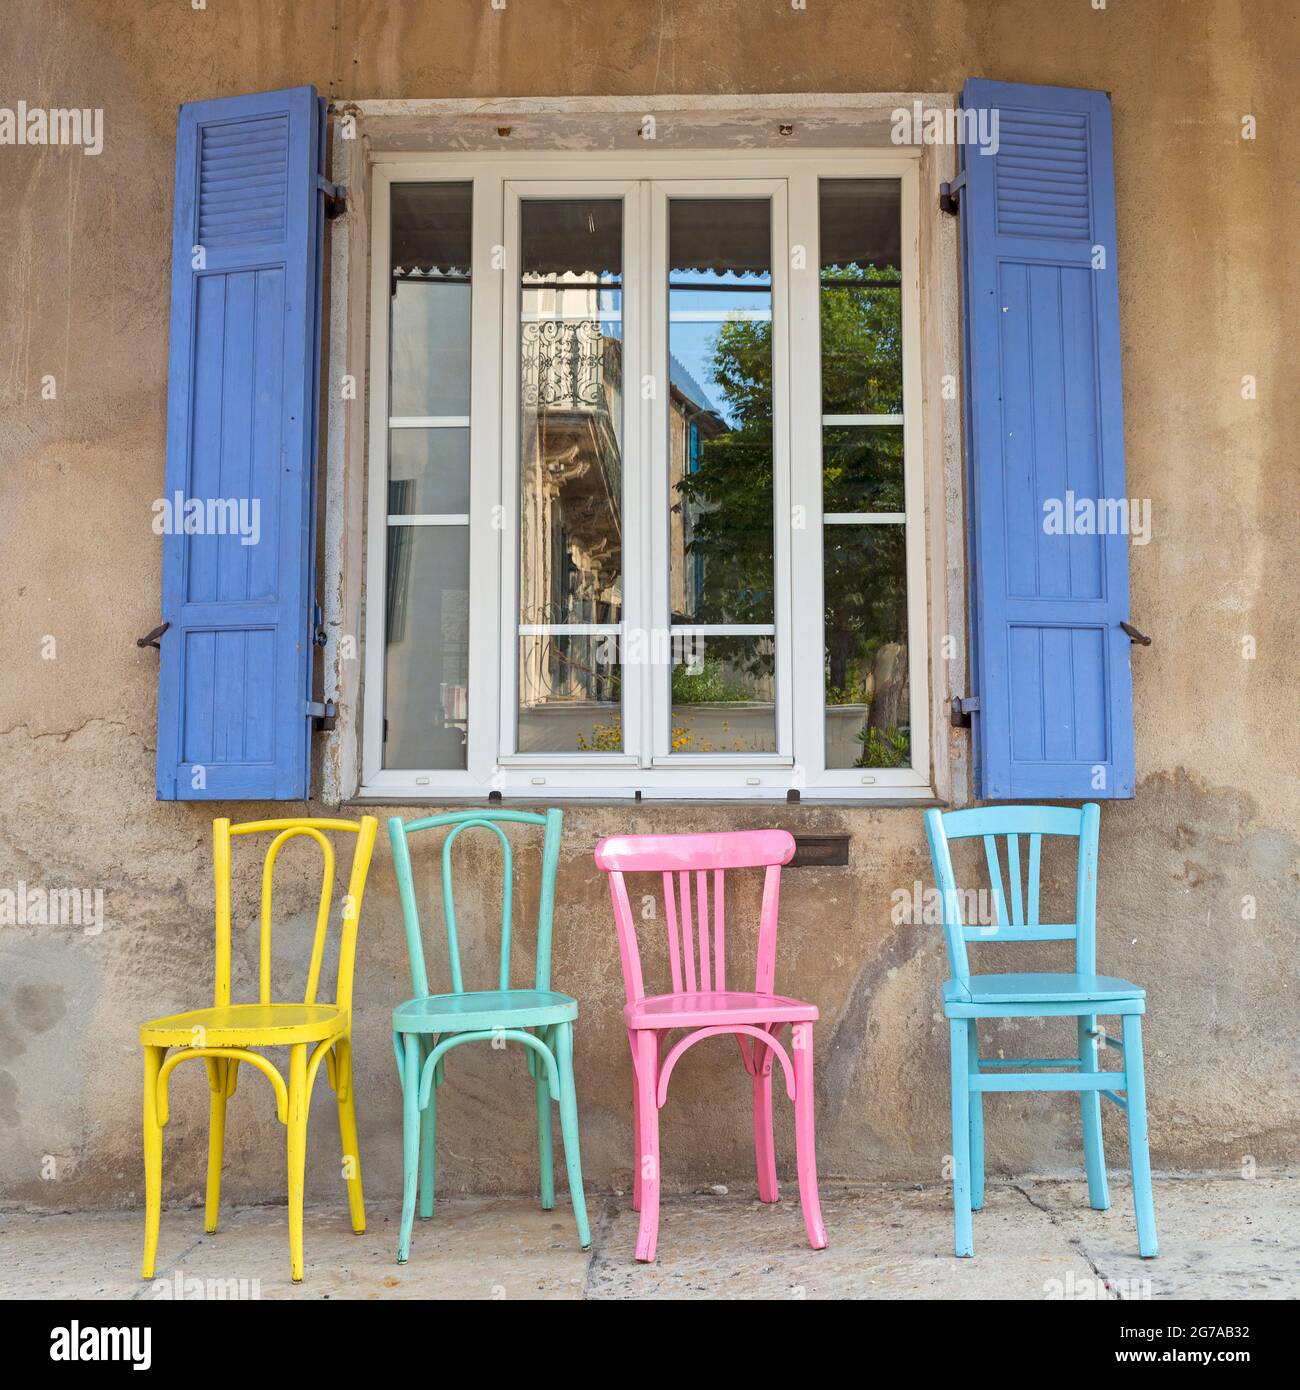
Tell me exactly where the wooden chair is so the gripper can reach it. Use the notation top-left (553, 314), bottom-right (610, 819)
top-left (387, 809), bottom-right (590, 1263)
top-left (595, 828), bottom-right (827, 1262)
top-left (140, 815), bottom-right (379, 1283)
top-left (924, 802), bottom-right (1157, 1258)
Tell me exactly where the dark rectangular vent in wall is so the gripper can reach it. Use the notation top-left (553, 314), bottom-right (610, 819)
top-left (788, 834), bottom-right (850, 868)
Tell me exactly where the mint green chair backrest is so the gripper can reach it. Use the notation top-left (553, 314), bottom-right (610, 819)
top-left (387, 809), bottom-right (563, 997)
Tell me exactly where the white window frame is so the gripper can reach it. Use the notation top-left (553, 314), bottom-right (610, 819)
top-left (361, 149), bottom-right (928, 801)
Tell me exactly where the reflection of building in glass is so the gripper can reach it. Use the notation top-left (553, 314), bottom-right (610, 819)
top-left (519, 285), bottom-right (624, 727)
top-left (668, 355), bottom-right (725, 624)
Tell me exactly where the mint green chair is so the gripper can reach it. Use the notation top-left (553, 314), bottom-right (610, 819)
top-left (387, 809), bottom-right (591, 1263)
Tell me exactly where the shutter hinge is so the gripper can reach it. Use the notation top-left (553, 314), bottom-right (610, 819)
top-left (940, 173), bottom-right (966, 216)
top-left (318, 175), bottom-right (347, 219)
top-left (307, 700), bottom-right (337, 732)
top-left (950, 695), bottom-right (980, 728)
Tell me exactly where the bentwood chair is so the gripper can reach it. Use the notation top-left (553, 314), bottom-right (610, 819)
top-left (387, 809), bottom-right (590, 1263)
top-left (924, 803), bottom-right (1157, 1258)
top-left (594, 829), bottom-right (828, 1262)
top-left (140, 815), bottom-right (379, 1283)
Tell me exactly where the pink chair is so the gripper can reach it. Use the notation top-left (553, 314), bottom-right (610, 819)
top-left (594, 829), bottom-right (828, 1261)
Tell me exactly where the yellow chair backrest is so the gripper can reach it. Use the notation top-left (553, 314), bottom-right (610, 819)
top-left (213, 816), bottom-right (379, 1012)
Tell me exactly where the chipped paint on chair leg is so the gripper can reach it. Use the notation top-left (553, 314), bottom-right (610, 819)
top-left (633, 1029), bottom-right (661, 1262)
top-left (334, 1041), bottom-right (366, 1234)
top-left (792, 1022), bottom-right (827, 1249)
top-left (967, 1018), bottom-right (985, 1211)
top-left (949, 1018), bottom-right (974, 1256)
top-left (1122, 1014), bottom-right (1159, 1257)
top-left (1079, 1014), bottom-right (1110, 1210)
top-left (141, 1044), bottom-right (166, 1279)
top-left (286, 1042), bottom-right (309, 1283)
top-left (555, 1020), bottom-right (591, 1249)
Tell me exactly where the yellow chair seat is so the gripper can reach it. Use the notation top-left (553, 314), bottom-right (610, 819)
top-left (140, 1002), bottom-right (348, 1048)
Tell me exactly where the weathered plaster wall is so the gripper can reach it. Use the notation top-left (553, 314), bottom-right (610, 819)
top-left (0, 0), bottom-right (1295, 1211)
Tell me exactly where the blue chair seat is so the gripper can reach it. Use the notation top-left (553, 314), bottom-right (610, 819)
top-left (393, 988), bottom-right (577, 1034)
top-left (943, 972), bottom-right (1145, 1007)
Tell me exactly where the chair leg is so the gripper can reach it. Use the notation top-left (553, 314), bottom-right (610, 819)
top-left (633, 1029), bottom-right (661, 1262)
top-left (141, 1045), bottom-right (166, 1279)
top-left (753, 1034), bottom-right (780, 1204)
top-left (792, 1021), bottom-right (827, 1250)
top-left (398, 1033), bottom-right (421, 1263)
top-left (967, 1018), bottom-right (985, 1212)
top-left (535, 1030), bottom-right (555, 1212)
top-left (204, 1058), bottom-right (228, 1234)
top-left (949, 1018), bottom-right (974, 1256)
top-left (628, 1028), bottom-right (642, 1213)
top-left (1078, 1015), bottom-right (1110, 1210)
top-left (554, 1021), bottom-right (592, 1250)
top-left (334, 1041), bottom-right (366, 1234)
top-left (418, 1038), bottom-right (437, 1221)
top-left (286, 1042), bottom-right (309, 1283)
top-left (1121, 1014), bottom-right (1159, 1257)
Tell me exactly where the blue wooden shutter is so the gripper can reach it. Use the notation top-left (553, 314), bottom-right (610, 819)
top-left (959, 79), bottom-right (1136, 800)
top-left (156, 87), bottom-right (327, 800)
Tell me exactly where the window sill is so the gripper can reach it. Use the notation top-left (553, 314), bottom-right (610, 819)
top-left (343, 792), bottom-right (943, 810)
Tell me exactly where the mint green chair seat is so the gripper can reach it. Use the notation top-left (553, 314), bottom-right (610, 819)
top-left (387, 809), bottom-right (591, 1264)
top-left (393, 989), bottom-right (578, 1033)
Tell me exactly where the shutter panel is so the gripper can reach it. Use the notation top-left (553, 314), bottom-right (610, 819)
top-left (959, 79), bottom-right (1136, 800)
top-left (156, 87), bottom-right (327, 800)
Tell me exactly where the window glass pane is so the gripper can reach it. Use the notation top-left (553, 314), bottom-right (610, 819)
top-left (666, 198), bottom-right (776, 755)
top-left (383, 526), bottom-right (470, 769)
top-left (819, 180), bottom-right (902, 415)
top-left (668, 199), bottom-right (774, 628)
top-left (822, 424), bottom-right (904, 514)
top-left (390, 183), bottom-right (472, 418)
top-left (517, 635), bottom-right (621, 754)
top-left (517, 198), bottom-right (625, 752)
top-left (671, 635), bottom-right (776, 755)
top-left (384, 183), bottom-right (473, 770)
top-left (823, 526), bottom-right (909, 769)
top-left (388, 429), bottom-right (470, 515)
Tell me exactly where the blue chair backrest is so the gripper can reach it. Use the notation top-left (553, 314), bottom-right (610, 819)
top-left (923, 803), bottom-right (1100, 983)
top-left (387, 809), bottom-right (563, 998)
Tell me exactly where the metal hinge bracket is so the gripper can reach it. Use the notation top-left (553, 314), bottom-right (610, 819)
top-left (318, 175), bottom-right (347, 219)
top-left (950, 695), bottom-right (980, 728)
top-left (307, 700), bottom-right (337, 732)
top-left (940, 173), bottom-right (966, 215)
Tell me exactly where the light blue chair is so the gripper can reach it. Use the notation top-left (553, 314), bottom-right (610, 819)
top-left (924, 803), bottom-right (1157, 1258)
top-left (387, 808), bottom-right (591, 1264)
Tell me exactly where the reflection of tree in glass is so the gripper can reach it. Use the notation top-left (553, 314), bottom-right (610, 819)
top-left (676, 264), bottom-right (910, 765)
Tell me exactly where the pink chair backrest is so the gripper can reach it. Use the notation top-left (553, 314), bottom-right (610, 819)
top-left (594, 830), bottom-right (796, 1005)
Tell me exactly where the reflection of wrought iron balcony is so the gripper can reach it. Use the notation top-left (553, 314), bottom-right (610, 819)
top-left (522, 321), bottom-right (622, 412)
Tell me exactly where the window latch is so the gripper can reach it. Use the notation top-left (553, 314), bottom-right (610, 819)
top-left (950, 694), bottom-right (979, 728)
top-left (1120, 621), bottom-right (1152, 646)
top-left (136, 621), bottom-right (169, 650)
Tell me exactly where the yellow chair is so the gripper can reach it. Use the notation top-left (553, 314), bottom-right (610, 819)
top-left (139, 815), bottom-right (379, 1283)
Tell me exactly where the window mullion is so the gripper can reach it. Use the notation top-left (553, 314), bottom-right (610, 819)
top-left (787, 168), bottom-right (825, 785)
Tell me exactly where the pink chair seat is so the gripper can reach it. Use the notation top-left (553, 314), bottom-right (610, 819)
top-left (626, 991), bottom-right (818, 1028)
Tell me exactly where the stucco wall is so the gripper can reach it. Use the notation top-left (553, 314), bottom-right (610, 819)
top-left (1, 0), bottom-right (1295, 1211)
